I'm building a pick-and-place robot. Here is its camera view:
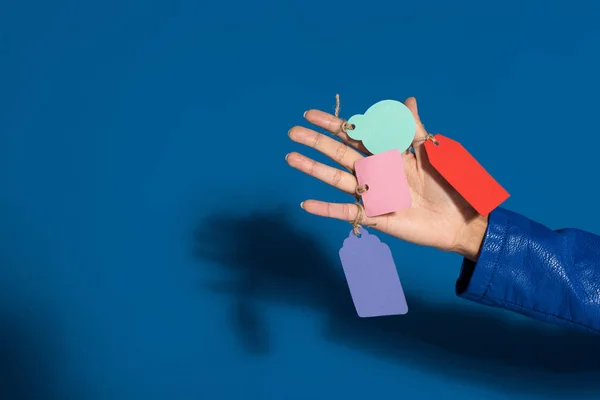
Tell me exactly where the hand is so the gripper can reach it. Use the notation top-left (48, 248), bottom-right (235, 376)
top-left (286, 97), bottom-right (487, 261)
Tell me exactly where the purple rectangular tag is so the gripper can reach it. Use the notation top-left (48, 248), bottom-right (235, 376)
top-left (339, 228), bottom-right (408, 317)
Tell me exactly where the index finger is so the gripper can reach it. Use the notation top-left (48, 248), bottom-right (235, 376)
top-left (304, 109), bottom-right (372, 156)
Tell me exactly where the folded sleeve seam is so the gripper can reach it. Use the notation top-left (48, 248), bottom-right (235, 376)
top-left (479, 213), bottom-right (510, 301)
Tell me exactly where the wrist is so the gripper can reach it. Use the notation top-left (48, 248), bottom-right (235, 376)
top-left (455, 214), bottom-right (488, 262)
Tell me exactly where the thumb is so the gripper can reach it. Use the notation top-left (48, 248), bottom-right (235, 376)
top-left (405, 97), bottom-right (428, 160)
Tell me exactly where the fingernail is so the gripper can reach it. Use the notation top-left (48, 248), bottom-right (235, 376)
top-left (303, 111), bottom-right (307, 118)
top-left (287, 128), bottom-right (292, 136)
top-left (285, 153), bottom-right (290, 161)
top-left (300, 202), bottom-right (304, 209)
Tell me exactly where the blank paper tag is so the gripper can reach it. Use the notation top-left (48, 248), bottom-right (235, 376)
top-left (354, 149), bottom-right (411, 217)
top-left (424, 134), bottom-right (509, 217)
top-left (339, 228), bottom-right (408, 318)
top-left (346, 100), bottom-right (417, 154)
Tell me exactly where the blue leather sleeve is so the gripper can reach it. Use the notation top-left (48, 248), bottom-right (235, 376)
top-left (456, 207), bottom-right (600, 333)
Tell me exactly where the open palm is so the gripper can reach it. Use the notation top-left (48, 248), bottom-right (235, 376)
top-left (286, 97), bottom-right (487, 261)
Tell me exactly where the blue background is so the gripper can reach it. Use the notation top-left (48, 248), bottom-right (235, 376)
top-left (1, 1), bottom-right (600, 399)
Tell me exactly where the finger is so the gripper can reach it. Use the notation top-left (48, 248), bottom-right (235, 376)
top-left (300, 200), bottom-right (378, 226)
top-left (288, 126), bottom-right (363, 171)
top-left (405, 97), bottom-right (429, 162)
top-left (304, 110), bottom-right (372, 156)
top-left (286, 152), bottom-right (357, 194)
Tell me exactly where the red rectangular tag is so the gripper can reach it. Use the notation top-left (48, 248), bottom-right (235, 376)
top-left (424, 134), bottom-right (509, 217)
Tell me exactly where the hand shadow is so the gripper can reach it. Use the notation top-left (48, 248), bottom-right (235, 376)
top-left (194, 208), bottom-right (600, 397)
top-left (0, 308), bottom-right (80, 400)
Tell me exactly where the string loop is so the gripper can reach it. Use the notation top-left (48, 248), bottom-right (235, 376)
top-left (425, 133), bottom-right (438, 145)
top-left (355, 184), bottom-right (368, 195)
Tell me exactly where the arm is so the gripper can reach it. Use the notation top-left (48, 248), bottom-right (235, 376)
top-left (290, 99), bottom-right (600, 331)
top-left (456, 207), bottom-right (600, 333)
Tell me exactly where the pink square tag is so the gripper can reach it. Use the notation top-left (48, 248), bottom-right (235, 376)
top-left (354, 149), bottom-right (411, 217)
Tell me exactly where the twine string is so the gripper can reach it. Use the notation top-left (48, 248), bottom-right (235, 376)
top-left (335, 94), bottom-right (355, 134)
top-left (335, 94), bottom-right (375, 236)
top-left (351, 184), bottom-right (370, 235)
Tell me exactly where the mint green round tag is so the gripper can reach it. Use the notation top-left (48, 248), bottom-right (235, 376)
top-left (347, 100), bottom-right (416, 154)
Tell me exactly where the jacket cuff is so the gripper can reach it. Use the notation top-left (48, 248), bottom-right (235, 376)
top-left (456, 207), bottom-right (511, 304)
